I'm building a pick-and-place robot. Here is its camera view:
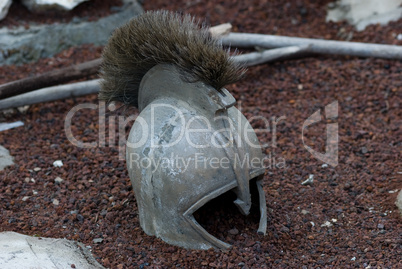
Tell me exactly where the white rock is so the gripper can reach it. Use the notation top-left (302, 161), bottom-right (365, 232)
top-left (0, 145), bottom-right (14, 171)
top-left (321, 221), bottom-right (333, 227)
top-left (52, 199), bottom-right (59, 205)
top-left (0, 232), bottom-right (105, 268)
top-left (301, 209), bottom-right (309, 215)
top-left (301, 174), bottom-right (314, 185)
top-left (21, 0), bottom-right (90, 12)
top-left (17, 106), bottom-right (30, 114)
top-left (54, 176), bottom-right (64, 184)
top-left (53, 160), bottom-right (63, 167)
top-left (327, 0), bottom-right (402, 31)
top-left (0, 0), bottom-right (12, 21)
top-left (0, 0), bottom-right (143, 66)
top-left (92, 238), bottom-right (103, 244)
top-left (396, 190), bottom-right (402, 217)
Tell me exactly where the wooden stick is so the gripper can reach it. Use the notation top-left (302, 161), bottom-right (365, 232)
top-left (0, 58), bottom-right (102, 100)
top-left (0, 121), bottom-right (24, 132)
top-left (1, 30), bottom-right (401, 109)
top-left (232, 45), bottom-right (311, 66)
top-left (0, 25), bottom-right (228, 100)
top-left (209, 23), bottom-right (232, 37)
top-left (221, 33), bottom-right (402, 60)
top-left (2, 31), bottom-right (400, 101)
top-left (0, 79), bottom-right (101, 110)
top-left (0, 46), bottom-right (310, 110)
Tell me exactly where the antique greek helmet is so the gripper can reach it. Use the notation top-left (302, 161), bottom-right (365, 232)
top-left (99, 11), bottom-right (267, 249)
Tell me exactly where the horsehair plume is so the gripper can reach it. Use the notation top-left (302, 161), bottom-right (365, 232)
top-left (99, 10), bottom-right (244, 107)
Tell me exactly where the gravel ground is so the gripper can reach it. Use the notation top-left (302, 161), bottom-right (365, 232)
top-left (0, 0), bottom-right (401, 268)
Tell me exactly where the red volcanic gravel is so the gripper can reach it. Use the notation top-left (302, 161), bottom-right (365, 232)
top-left (0, 0), bottom-right (401, 268)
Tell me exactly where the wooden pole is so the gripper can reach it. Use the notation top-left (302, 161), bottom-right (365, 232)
top-left (0, 46), bottom-right (310, 110)
top-left (209, 23), bottom-right (232, 37)
top-left (221, 33), bottom-right (402, 60)
top-left (0, 79), bottom-right (101, 110)
top-left (233, 45), bottom-right (310, 66)
top-left (1, 31), bottom-right (401, 109)
top-left (0, 58), bottom-right (102, 100)
top-left (0, 25), bottom-right (228, 100)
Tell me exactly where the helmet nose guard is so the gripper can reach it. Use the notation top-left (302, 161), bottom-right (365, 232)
top-left (126, 64), bottom-right (267, 249)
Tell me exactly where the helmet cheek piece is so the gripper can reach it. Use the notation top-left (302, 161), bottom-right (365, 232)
top-left (126, 64), bottom-right (268, 249)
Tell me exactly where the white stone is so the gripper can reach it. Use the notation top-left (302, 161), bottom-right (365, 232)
top-left (21, 0), bottom-right (90, 12)
top-left (52, 198), bottom-right (59, 205)
top-left (0, 145), bottom-right (14, 171)
top-left (0, 0), bottom-right (143, 66)
top-left (17, 105), bottom-right (30, 114)
top-left (327, 0), bottom-right (402, 31)
top-left (53, 160), bottom-right (63, 167)
top-left (301, 209), bottom-right (309, 215)
top-left (0, 232), bottom-right (105, 268)
top-left (0, 0), bottom-right (12, 21)
top-left (54, 176), bottom-right (64, 184)
top-left (321, 221), bottom-right (333, 227)
top-left (396, 190), bottom-right (402, 217)
top-left (92, 238), bottom-right (103, 244)
top-left (301, 174), bottom-right (314, 185)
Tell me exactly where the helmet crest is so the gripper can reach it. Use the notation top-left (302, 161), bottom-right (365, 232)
top-left (99, 10), bottom-right (244, 107)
